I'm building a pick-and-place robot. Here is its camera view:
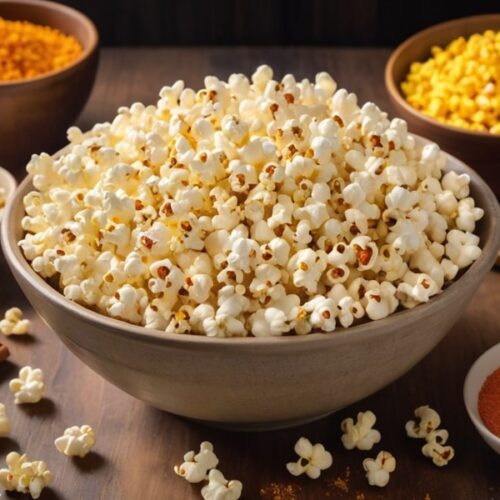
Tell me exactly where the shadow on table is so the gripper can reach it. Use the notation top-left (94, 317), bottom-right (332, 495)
top-left (0, 360), bottom-right (18, 384)
top-left (0, 437), bottom-right (19, 454)
top-left (18, 398), bottom-right (56, 418)
top-left (6, 488), bottom-right (63, 500)
top-left (72, 451), bottom-right (107, 473)
top-left (4, 334), bottom-right (36, 345)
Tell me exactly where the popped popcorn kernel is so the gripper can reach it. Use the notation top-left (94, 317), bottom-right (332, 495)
top-left (362, 450), bottom-right (396, 488)
top-left (0, 307), bottom-right (31, 336)
top-left (201, 469), bottom-right (243, 500)
top-left (0, 451), bottom-right (52, 499)
top-left (174, 441), bottom-right (219, 483)
top-left (54, 425), bottom-right (96, 458)
top-left (286, 437), bottom-right (333, 479)
top-left (9, 366), bottom-right (45, 404)
top-left (341, 410), bottom-right (381, 450)
top-left (19, 66), bottom-right (483, 337)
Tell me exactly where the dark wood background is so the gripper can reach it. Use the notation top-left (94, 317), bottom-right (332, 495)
top-left (0, 46), bottom-right (498, 500)
top-left (58, 0), bottom-right (499, 46)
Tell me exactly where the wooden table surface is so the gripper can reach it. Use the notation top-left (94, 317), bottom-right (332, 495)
top-left (0, 47), bottom-right (499, 500)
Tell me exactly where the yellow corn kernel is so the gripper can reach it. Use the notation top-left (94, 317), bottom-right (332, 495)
top-left (401, 30), bottom-right (500, 134)
top-left (0, 17), bottom-right (82, 82)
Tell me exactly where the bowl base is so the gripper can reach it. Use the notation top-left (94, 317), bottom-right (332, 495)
top-left (186, 410), bottom-right (335, 432)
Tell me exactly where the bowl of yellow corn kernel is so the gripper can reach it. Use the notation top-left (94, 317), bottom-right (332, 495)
top-left (385, 14), bottom-right (500, 196)
top-left (0, 0), bottom-right (98, 173)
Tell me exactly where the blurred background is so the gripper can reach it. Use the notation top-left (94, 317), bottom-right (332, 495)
top-left (58, 0), bottom-right (499, 46)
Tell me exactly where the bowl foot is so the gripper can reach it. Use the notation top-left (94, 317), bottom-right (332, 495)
top-left (185, 411), bottom-right (335, 432)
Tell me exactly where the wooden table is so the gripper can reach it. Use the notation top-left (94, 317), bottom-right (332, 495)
top-left (0, 47), bottom-right (499, 500)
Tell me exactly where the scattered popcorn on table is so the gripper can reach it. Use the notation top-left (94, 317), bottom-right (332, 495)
top-left (9, 366), bottom-right (45, 404)
top-left (54, 425), bottom-right (96, 458)
top-left (341, 410), bottom-right (381, 450)
top-left (0, 307), bottom-right (31, 336)
top-left (405, 405), bottom-right (441, 439)
top-left (19, 66), bottom-right (484, 337)
top-left (174, 441), bottom-right (219, 483)
top-left (362, 450), bottom-right (396, 488)
top-left (421, 429), bottom-right (455, 467)
top-left (286, 437), bottom-right (333, 479)
top-left (0, 404), bottom-right (11, 437)
top-left (405, 405), bottom-right (454, 466)
top-left (0, 451), bottom-right (52, 499)
top-left (201, 469), bottom-right (242, 500)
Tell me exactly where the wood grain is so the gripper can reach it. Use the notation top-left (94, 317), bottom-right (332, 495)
top-left (0, 47), bottom-right (498, 500)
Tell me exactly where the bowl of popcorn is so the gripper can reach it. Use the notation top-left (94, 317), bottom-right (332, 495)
top-left (0, 166), bottom-right (17, 223)
top-left (385, 14), bottom-right (500, 196)
top-left (0, 0), bottom-right (98, 171)
top-left (2, 66), bottom-right (499, 430)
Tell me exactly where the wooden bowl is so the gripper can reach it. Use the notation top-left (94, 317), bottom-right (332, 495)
top-left (385, 14), bottom-right (500, 196)
top-left (0, 0), bottom-right (98, 176)
top-left (2, 137), bottom-right (499, 430)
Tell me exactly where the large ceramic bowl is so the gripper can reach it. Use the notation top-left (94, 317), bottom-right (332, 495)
top-left (385, 14), bottom-right (500, 196)
top-left (0, 0), bottom-right (98, 174)
top-left (2, 137), bottom-right (499, 430)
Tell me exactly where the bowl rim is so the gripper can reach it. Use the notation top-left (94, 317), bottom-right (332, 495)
top-left (463, 342), bottom-right (500, 447)
top-left (0, 0), bottom-right (98, 88)
top-left (1, 136), bottom-right (499, 349)
top-left (0, 166), bottom-right (17, 222)
top-left (385, 13), bottom-right (500, 142)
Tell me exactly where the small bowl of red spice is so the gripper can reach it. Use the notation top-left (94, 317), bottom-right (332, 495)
top-left (464, 343), bottom-right (500, 454)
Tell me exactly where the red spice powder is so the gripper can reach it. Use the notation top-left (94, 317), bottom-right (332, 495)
top-left (478, 366), bottom-right (500, 437)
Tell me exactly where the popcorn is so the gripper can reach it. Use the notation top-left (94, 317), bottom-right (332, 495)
top-left (54, 425), bottom-right (96, 458)
top-left (364, 282), bottom-right (398, 321)
top-left (0, 404), bottom-right (11, 437)
top-left (405, 405), bottom-right (454, 466)
top-left (445, 229), bottom-right (482, 268)
top-left (397, 272), bottom-right (439, 308)
top-left (19, 67), bottom-right (484, 337)
top-left (286, 437), bottom-right (333, 479)
top-left (107, 285), bottom-right (148, 324)
top-left (0, 451), bottom-right (53, 499)
top-left (341, 410), bottom-right (381, 450)
top-left (304, 296), bottom-right (336, 332)
top-left (289, 249), bottom-right (327, 294)
top-left (0, 307), bottom-right (31, 336)
top-left (405, 405), bottom-right (441, 439)
top-left (362, 451), bottom-right (396, 487)
top-left (441, 171), bottom-right (470, 199)
top-left (174, 441), bottom-right (219, 483)
top-left (455, 198), bottom-right (484, 232)
top-left (9, 366), bottom-right (45, 404)
top-left (201, 469), bottom-right (243, 500)
top-left (421, 429), bottom-right (455, 466)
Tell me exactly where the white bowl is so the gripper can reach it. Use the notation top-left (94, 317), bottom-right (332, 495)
top-left (464, 343), bottom-right (500, 454)
top-left (0, 167), bottom-right (17, 223)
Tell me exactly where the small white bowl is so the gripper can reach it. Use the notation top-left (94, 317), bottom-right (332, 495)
top-left (464, 343), bottom-right (500, 454)
top-left (0, 167), bottom-right (17, 223)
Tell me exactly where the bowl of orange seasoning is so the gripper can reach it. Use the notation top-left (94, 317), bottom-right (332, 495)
top-left (0, 0), bottom-right (98, 173)
top-left (464, 343), bottom-right (500, 454)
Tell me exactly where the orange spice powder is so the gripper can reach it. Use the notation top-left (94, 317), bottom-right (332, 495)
top-left (259, 482), bottom-right (303, 499)
top-left (478, 366), bottom-right (500, 437)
